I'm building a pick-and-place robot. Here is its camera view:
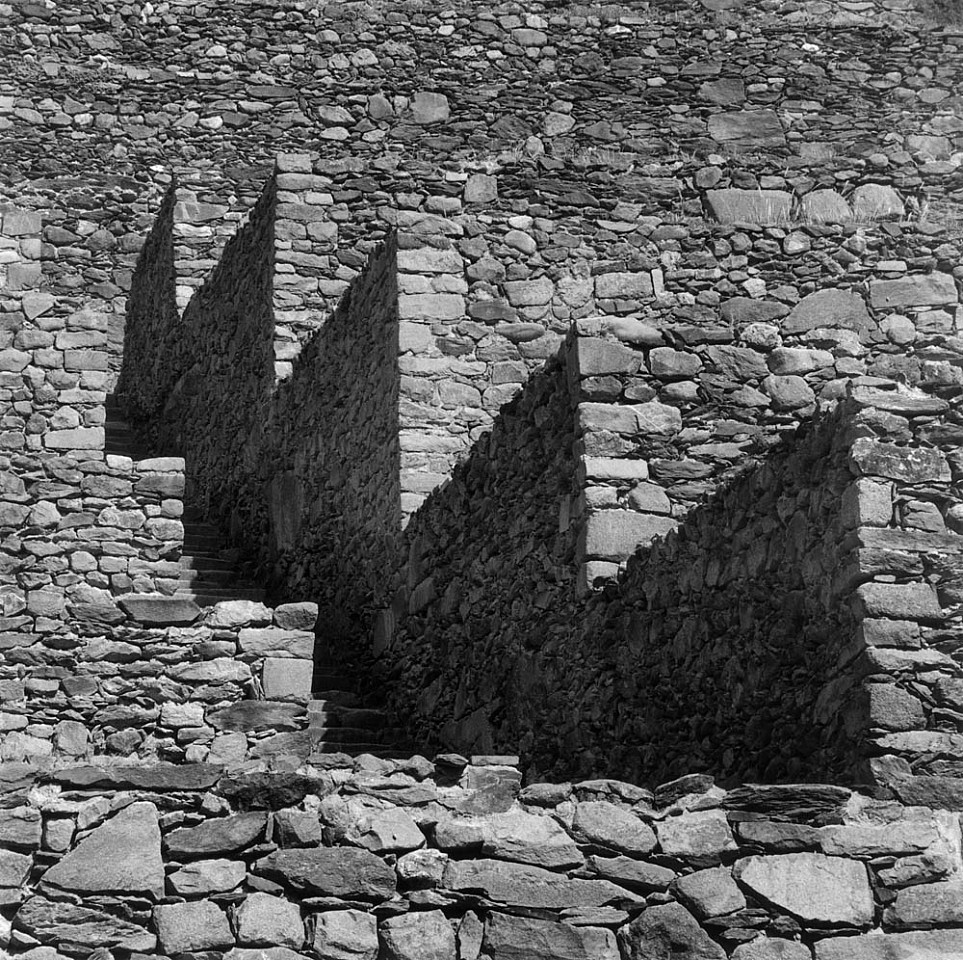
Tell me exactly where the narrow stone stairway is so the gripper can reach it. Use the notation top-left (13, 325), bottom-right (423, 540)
top-left (308, 648), bottom-right (417, 757)
top-left (107, 396), bottom-right (416, 757)
top-left (105, 395), bottom-right (266, 607)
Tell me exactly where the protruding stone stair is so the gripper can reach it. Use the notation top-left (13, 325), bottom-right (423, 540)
top-left (307, 698), bottom-right (418, 757)
top-left (105, 395), bottom-right (266, 606)
top-left (107, 396), bottom-right (415, 756)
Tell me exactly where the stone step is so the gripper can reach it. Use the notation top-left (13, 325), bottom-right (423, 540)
top-left (312, 690), bottom-right (360, 707)
top-left (309, 726), bottom-right (406, 744)
top-left (178, 555), bottom-right (238, 571)
top-left (308, 705), bottom-right (387, 729)
top-left (310, 742), bottom-right (421, 757)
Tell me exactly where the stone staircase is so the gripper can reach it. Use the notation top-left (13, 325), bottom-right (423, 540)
top-left (105, 395), bottom-right (266, 606)
top-left (106, 395), bottom-right (415, 758)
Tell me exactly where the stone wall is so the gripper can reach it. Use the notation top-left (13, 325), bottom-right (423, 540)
top-left (1, 206), bottom-right (188, 631)
top-left (381, 379), bottom-right (963, 795)
top-left (2, 757), bottom-right (962, 960)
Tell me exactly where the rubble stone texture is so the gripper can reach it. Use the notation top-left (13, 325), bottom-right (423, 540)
top-left (2, 0), bottom-right (963, 957)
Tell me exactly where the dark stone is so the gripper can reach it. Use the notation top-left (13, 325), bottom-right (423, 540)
top-left (15, 896), bottom-right (156, 952)
top-left (119, 596), bottom-right (201, 625)
top-left (255, 847), bottom-right (397, 901)
top-left (208, 701), bottom-right (306, 733)
top-left (216, 772), bottom-right (324, 810)
top-left (49, 763), bottom-right (223, 792)
top-left (165, 812), bottom-right (268, 857)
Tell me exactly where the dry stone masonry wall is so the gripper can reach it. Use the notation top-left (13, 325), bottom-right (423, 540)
top-left (3, 0), bottom-right (963, 958)
top-left (1, 756), bottom-right (963, 960)
top-left (1, 206), bottom-right (190, 633)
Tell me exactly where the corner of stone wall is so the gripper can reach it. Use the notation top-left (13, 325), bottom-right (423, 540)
top-left (832, 382), bottom-right (963, 808)
top-left (564, 317), bottom-right (681, 594)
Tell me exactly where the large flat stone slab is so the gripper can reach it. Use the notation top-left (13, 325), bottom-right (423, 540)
top-left (734, 853), bottom-right (873, 927)
top-left (869, 273), bottom-right (957, 310)
top-left (783, 289), bottom-right (872, 337)
top-left (16, 897), bottom-right (156, 952)
top-left (707, 110), bottom-right (785, 145)
top-left (41, 801), bottom-right (164, 900)
top-left (443, 859), bottom-right (637, 909)
top-left (51, 763), bottom-right (223, 792)
top-left (120, 595), bottom-right (200, 625)
top-left (165, 812), bottom-right (267, 857)
top-left (255, 848), bottom-right (396, 901)
top-left (705, 189), bottom-right (791, 225)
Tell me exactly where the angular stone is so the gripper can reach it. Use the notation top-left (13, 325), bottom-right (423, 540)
top-left (586, 856), bottom-right (676, 891)
top-left (119, 595), bottom-right (200, 625)
top-left (705, 189), bottom-right (791, 225)
top-left (411, 92), bottom-right (450, 124)
top-left (208, 701), bottom-right (305, 732)
top-left (464, 173), bottom-right (498, 203)
top-left (256, 848), bottom-right (396, 901)
top-left (732, 939), bottom-right (812, 959)
top-left (851, 184), bottom-right (904, 220)
top-left (483, 913), bottom-right (619, 960)
top-left (166, 812), bottom-right (267, 857)
top-left (571, 801), bottom-right (657, 856)
top-left (16, 896), bottom-right (156, 952)
top-left (51, 762), bottom-right (222, 792)
top-left (583, 458), bottom-right (649, 482)
top-left (854, 582), bottom-right (942, 621)
top-left (352, 808), bottom-right (425, 855)
top-left (767, 347), bottom-right (833, 375)
top-left (707, 110), bottom-right (784, 145)
top-left (674, 866), bottom-right (746, 919)
top-left (397, 246), bottom-right (463, 274)
top-left (0, 806), bottom-right (41, 849)
top-left (595, 272), bottom-right (653, 300)
top-left (206, 599), bottom-right (274, 627)
top-left (380, 910), bottom-right (456, 960)
top-left (850, 439), bottom-right (949, 484)
top-left (649, 347), bottom-right (703, 378)
top-left (618, 902), bottom-right (725, 960)
top-left (784, 289), bottom-right (872, 337)
top-left (311, 909), bottom-right (378, 959)
top-left (735, 853), bottom-right (873, 927)
top-left (481, 810), bottom-right (582, 869)
top-left (656, 811), bottom-right (737, 861)
top-left (814, 929), bottom-right (963, 960)
top-left (581, 511), bottom-right (676, 561)
top-left (237, 627), bottom-right (314, 660)
top-left (721, 299), bottom-right (789, 324)
top-left (45, 427), bottom-right (104, 449)
top-left (398, 293), bottom-right (465, 320)
top-left (700, 78), bottom-right (746, 105)
top-left (572, 338), bottom-right (641, 376)
top-left (869, 274), bottom-right (957, 310)
top-left (0, 848), bottom-right (31, 888)
top-left (228, 950), bottom-right (311, 960)
top-left (235, 892), bottom-right (304, 949)
top-left (169, 858), bottom-right (246, 896)
top-left (262, 658), bottom-right (313, 701)
top-left (41, 801), bottom-right (164, 900)
top-left (273, 602), bottom-right (319, 630)
top-left (865, 683), bottom-right (926, 731)
top-left (706, 345), bottom-right (769, 380)
top-left (442, 859), bottom-right (635, 909)
top-left (170, 657), bottom-right (252, 684)
top-left (800, 189), bottom-right (853, 224)
top-left (504, 277), bottom-right (554, 307)
top-left (889, 878), bottom-right (963, 928)
top-left (154, 900), bottom-right (235, 953)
